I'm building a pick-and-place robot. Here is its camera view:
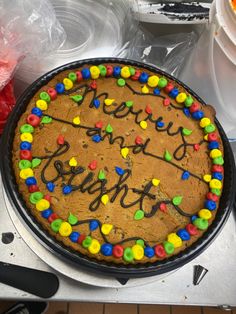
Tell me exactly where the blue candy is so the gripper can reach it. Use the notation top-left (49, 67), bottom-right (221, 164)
top-left (63, 185), bottom-right (72, 195)
top-left (46, 182), bottom-right (55, 192)
top-left (191, 215), bottom-right (198, 222)
top-left (41, 208), bottom-right (53, 219)
top-left (70, 231), bottom-right (80, 243)
top-left (177, 229), bottom-right (190, 241)
top-left (192, 111), bottom-right (204, 120)
top-left (208, 141), bottom-right (219, 150)
top-left (204, 200), bottom-right (216, 211)
top-left (31, 107), bottom-right (43, 117)
top-left (157, 121), bottom-right (165, 128)
top-left (182, 171), bottom-right (190, 180)
top-left (20, 141), bottom-right (32, 150)
top-left (113, 66), bottom-right (121, 77)
top-left (92, 135), bottom-right (101, 143)
top-left (169, 88), bottom-right (179, 98)
top-left (81, 68), bottom-right (91, 79)
top-left (144, 246), bottom-right (155, 258)
top-left (153, 88), bottom-right (160, 95)
top-left (25, 177), bottom-right (37, 186)
top-left (89, 220), bottom-right (99, 231)
top-left (101, 243), bottom-right (113, 256)
top-left (212, 172), bottom-right (223, 181)
top-left (55, 83), bottom-right (65, 94)
top-left (139, 72), bottom-right (149, 83)
top-left (183, 108), bottom-right (191, 117)
top-left (115, 166), bottom-right (125, 176)
top-left (93, 99), bottom-right (100, 108)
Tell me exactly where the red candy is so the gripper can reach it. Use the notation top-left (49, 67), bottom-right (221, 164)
top-left (113, 244), bottom-right (124, 258)
top-left (131, 70), bottom-right (141, 81)
top-left (57, 135), bottom-right (65, 145)
top-left (154, 244), bottom-right (166, 258)
top-left (160, 203), bottom-right (167, 213)
top-left (26, 114), bottom-right (40, 127)
top-left (20, 150), bottom-right (32, 161)
top-left (163, 98), bottom-right (170, 106)
top-left (47, 88), bottom-right (57, 100)
top-left (208, 132), bottom-right (218, 142)
top-left (207, 192), bottom-right (219, 202)
top-left (48, 213), bottom-right (58, 223)
top-left (90, 80), bottom-right (97, 90)
top-left (135, 136), bottom-right (143, 145)
top-left (88, 160), bottom-right (97, 170)
top-left (164, 82), bottom-right (174, 93)
top-left (189, 102), bottom-right (200, 113)
top-left (44, 194), bottom-right (51, 202)
top-left (186, 223), bottom-right (198, 236)
top-left (145, 105), bottom-right (152, 114)
top-left (194, 144), bottom-right (200, 151)
top-left (28, 185), bottom-right (39, 193)
top-left (212, 165), bottom-right (224, 173)
top-left (95, 121), bottom-right (103, 129)
top-left (76, 71), bottom-right (83, 82)
top-left (106, 65), bottom-right (113, 77)
top-left (78, 234), bottom-right (86, 244)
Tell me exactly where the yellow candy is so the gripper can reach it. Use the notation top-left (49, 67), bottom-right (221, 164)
top-left (141, 85), bottom-right (149, 94)
top-left (69, 157), bottom-right (77, 167)
top-left (90, 66), bottom-right (100, 79)
top-left (59, 222), bottom-right (72, 237)
top-left (147, 75), bottom-right (159, 88)
top-left (121, 147), bottom-right (129, 159)
top-left (199, 209), bottom-right (212, 220)
top-left (152, 178), bottom-right (160, 187)
top-left (176, 92), bottom-right (187, 103)
top-left (204, 134), bottom-right (208, 141)
top-left (88, 239), bottom-right (101, 254)
top-left (210, 179), bottom-right (222, 189)
top-left (200, 117), bottom-right (211, 128)
top-left (36, 199), bottom-right (50, 211)
top-left (36, 99), bottom-right (48, 111)
top-left (140, 120), bottom-right (147, 129)
top-left (132, 244), bottom-right (144, 260)
top-left (101, 194), bottom-right (109, 205)
top-left (104, 98), bottom-right (115, 106)
top-left (203, 174), bottom-right (212, 182)
top-left (19, 168), bottom-right (34, 180)
top-left (20, 132), bottom-right (33, 143)
top-left (101, 224), bottom-right (113, 235)
top-left (73, 116), bottom-right (80, 125)
top-left (121, 66), bottom-right (131, 78)
top-left (210, 149), bottom-right (222, 159)
top-left (167, 233), bottom-right (182, 248)
top-left (63, 78), bottom-right (73, 90)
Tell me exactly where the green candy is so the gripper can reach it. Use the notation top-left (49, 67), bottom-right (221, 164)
top-left (40, 91), bottom-right (50, 103)
top-left (204, 124), bottom-right (216, 134)
top-left (182, 128), bottom-right (192, 136)
top-left (98, 170), bottom-right (106, 180)
top-left (213, 156), bottom-right (224, 165)
top-left (105, 124), bottom-right (113, 133)
top-left (98, 65), bottom-right (107, 76)
top-left (20, 124), bottom-right (34, 134)
top-left (51, 219), bottom-right (62, 232)
top-left (41, 116), bottom-right (52, 124)
top-left (134, 210), bottom-right (144, 221)
top-left (117, 78), bottom-right (126, 87)
top-left (164, 150), bottom-right (172, 161)
top-left (211, 188), bottom-right (221, 196)
top-left (70, 95), bottom-right (83, 103)
top-left (82, 236), bottom-right (92, 248)
top-left (184, 96), bottom-right (193, 107)
top-left (158, 77), bottom-right (168, 88)
top-left (19, 160), bottom-right (31, 170)
top-left (32, 158), bottom-right (41, 168)
top-left (163, 241), bottom-right (175, 254)
top-left (29, 192), bottom-right (43, 204)
top-left (193, 218), bottom-right (208, 230)
top-left (68, 72), bottom-right (77, 82)
top-left (136, 239), bottom-right (145, 247)
top-left (68, 212), bottom-right (78, 225)
top-left (123, 247), bottom-right (134, 262)
top-left (129, 67), bottom-right (135, 76)
top-left (172, 195), bottom-right (183, 206)
top-left (125, 101), bottom-right (133, 108)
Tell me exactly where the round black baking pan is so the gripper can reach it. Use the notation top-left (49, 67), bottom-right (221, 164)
top-left (1, 58), bottom-right (235, 279)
